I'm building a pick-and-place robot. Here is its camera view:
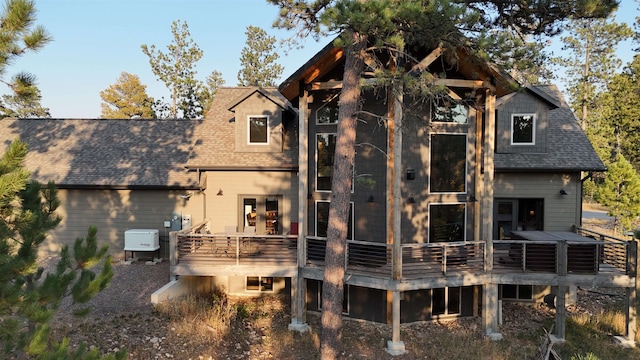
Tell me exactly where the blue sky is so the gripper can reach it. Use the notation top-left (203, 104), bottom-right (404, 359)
top-left (5, 0), bottom-right (639, 118)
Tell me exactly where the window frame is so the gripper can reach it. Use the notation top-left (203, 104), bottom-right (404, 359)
top-left (247, 115), bottom-right (270, 145)
top-left (510, 113), bottom-right (536, 145)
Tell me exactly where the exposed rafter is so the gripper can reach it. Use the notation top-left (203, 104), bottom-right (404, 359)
top-left (408, 46), bottom-right (443, 75)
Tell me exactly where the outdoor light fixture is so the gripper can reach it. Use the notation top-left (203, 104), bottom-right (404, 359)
top-left (559, 189), bottom-right (568, 196)
top-left (216, 188), bottom-right (224, 196)
top-left (407, 196), bottom-right (416, 204)
top-left (180, 191), bottom-right (194, 200)
top-left (406, 168), bottom-right (416, 180)
top-left (367, 195), bottom-right (375, 204)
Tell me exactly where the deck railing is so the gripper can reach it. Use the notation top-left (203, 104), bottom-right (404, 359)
top-left (172, 223), bottom-right (635, 280)
top-left (171, 221), bottom-right (297, 266)
top-left (306, 237), bottom-right (485, 278)
top-left (492, 228), bottom-right (635, 275)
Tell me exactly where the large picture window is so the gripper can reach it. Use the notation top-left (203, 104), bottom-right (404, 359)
top-left (429, 203), bottom-right (465, 242)
top-left (511, 114), bottom-right (535, 145)
top-left (430, 134), bottom-right (467, 193)
top-left (316, 201), bottom-right (353, 240)
top-left (316, 133), bottom-right (336, 191)
top-left (248, 116), bottom-right (269, 144)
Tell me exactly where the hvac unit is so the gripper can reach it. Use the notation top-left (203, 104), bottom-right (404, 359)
top-left (124, 229), bottom-right (160, 261)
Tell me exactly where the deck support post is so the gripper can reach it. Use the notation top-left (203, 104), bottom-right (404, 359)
top-left (615, 240), bottom-right (637, 347)
top-left (554, 241), bottom-right (567, 341)
top-left (290, 84), bottom-right (309, 333)
top-left (289, 272), bottom-right (310, 333)
top-left (553, 285), bottom-right (566, 341)
top-left (483, 283), bottom-right (502, 340)
top-left (386, 290), bottom-right (406, 355)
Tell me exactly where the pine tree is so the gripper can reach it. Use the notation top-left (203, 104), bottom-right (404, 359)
top-left (237, 26), bottom-right (284, 87)
top-left (606, 55), bottom-right (640, 171)
top-left (0, 86), bottom-right (50, 118)
top-left (556, 15), bottom-right (632, 130)
top-left (100, 72), bottom-right (156, 119)
top-left (141, 20), bottom-right (204, 119)
top-left (0, 0), bottom-right (52, 115)
top-left (597, 153), bottom-right (640, 234)
top-left (0, 140), bottom-right (118, 359)
top-left (199, 70), bottom-right (225, 116)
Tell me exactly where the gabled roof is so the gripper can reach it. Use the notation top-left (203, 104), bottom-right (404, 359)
top-left (494, 85), bottom-right (606, 172)
top-left (496, 85), bottom-right (561, 109)
top-left (279, 38), bottom-right (516, 101)
top-left (185, 87), bottom-right (298, 170)
top-left (0, 117), bottom-right (201, 188)
top-left (228, 87), bottom-right (294, 113)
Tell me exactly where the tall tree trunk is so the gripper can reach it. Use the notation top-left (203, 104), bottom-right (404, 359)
top-left (581, 34), bottom-right (591, 130)
top-left (319, 30), bottom-right (366, 360)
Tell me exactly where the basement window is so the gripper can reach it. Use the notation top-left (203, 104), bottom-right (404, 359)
top-left (501, 284), bottom-right (533, 301)
top-left (246, 276), bottom-right (273, 292)
top-left (432, 287), bottom-right (461, 316)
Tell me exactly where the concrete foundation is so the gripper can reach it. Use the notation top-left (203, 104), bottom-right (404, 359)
top-left (385, 340), bottom-right (406, 356)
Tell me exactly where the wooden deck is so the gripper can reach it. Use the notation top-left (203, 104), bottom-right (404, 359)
top-left (171, 225), bottom-right (635, 288)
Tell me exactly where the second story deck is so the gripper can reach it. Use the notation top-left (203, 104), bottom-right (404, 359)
top-left (170, 222), bottom-right (636, 291)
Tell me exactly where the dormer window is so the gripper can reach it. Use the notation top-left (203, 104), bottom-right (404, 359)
top-left (248, 115), bottom-right (269, 144)
top-left (511, 114), bottom-right (536, 145)
top-left (316, 95), bottom-right (339, 124)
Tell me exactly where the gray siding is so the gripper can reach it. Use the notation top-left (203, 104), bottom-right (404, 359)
top-left (494, 172), bottom-right (581, 231)
top-left (306, 91), bottom-right (388, 242)
top-left (496, 91), bottom-right (550, 154)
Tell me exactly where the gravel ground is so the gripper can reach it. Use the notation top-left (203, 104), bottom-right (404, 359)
top-left (37, 256), bottom-right (171, 323)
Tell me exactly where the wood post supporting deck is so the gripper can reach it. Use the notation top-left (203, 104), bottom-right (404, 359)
top-left (291, 85), bottom-right (309, 332)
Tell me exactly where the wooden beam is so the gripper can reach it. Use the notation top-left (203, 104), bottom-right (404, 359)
top-left (303, 47), bottom-right (344, 84)
top-left (309, 78), bottom-right (377, 91)
top-left (446, 88), bottom-right (462, 101)
top-left (409, 46), bottom-right (443, 75)
top-left (310, 80), bottom-right (343, 91)
top-left (434, 78), bottom-right (495, 91)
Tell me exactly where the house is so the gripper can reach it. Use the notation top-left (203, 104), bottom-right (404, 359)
top-left (1, 39), bottom-right (636, 352)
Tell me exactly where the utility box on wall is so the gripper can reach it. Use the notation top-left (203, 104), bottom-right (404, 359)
top-left (182, 214), bottom-right (192, 230)
top-left (171, 212), bottom-right (182, 231)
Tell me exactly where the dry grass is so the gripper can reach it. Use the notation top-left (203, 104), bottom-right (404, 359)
top-left (149, 290), bottom-right (640, 359)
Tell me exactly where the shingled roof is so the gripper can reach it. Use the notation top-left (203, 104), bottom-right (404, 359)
top-left (185, 87), bottom-right (298, 170)
top-left (0, 117), bottom-right (201, 188)
top-left (494, 85), bottom-right (606, 172)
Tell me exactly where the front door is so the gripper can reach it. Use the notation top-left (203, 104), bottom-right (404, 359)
top-left (240, 196), bottom-right (281, 235)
